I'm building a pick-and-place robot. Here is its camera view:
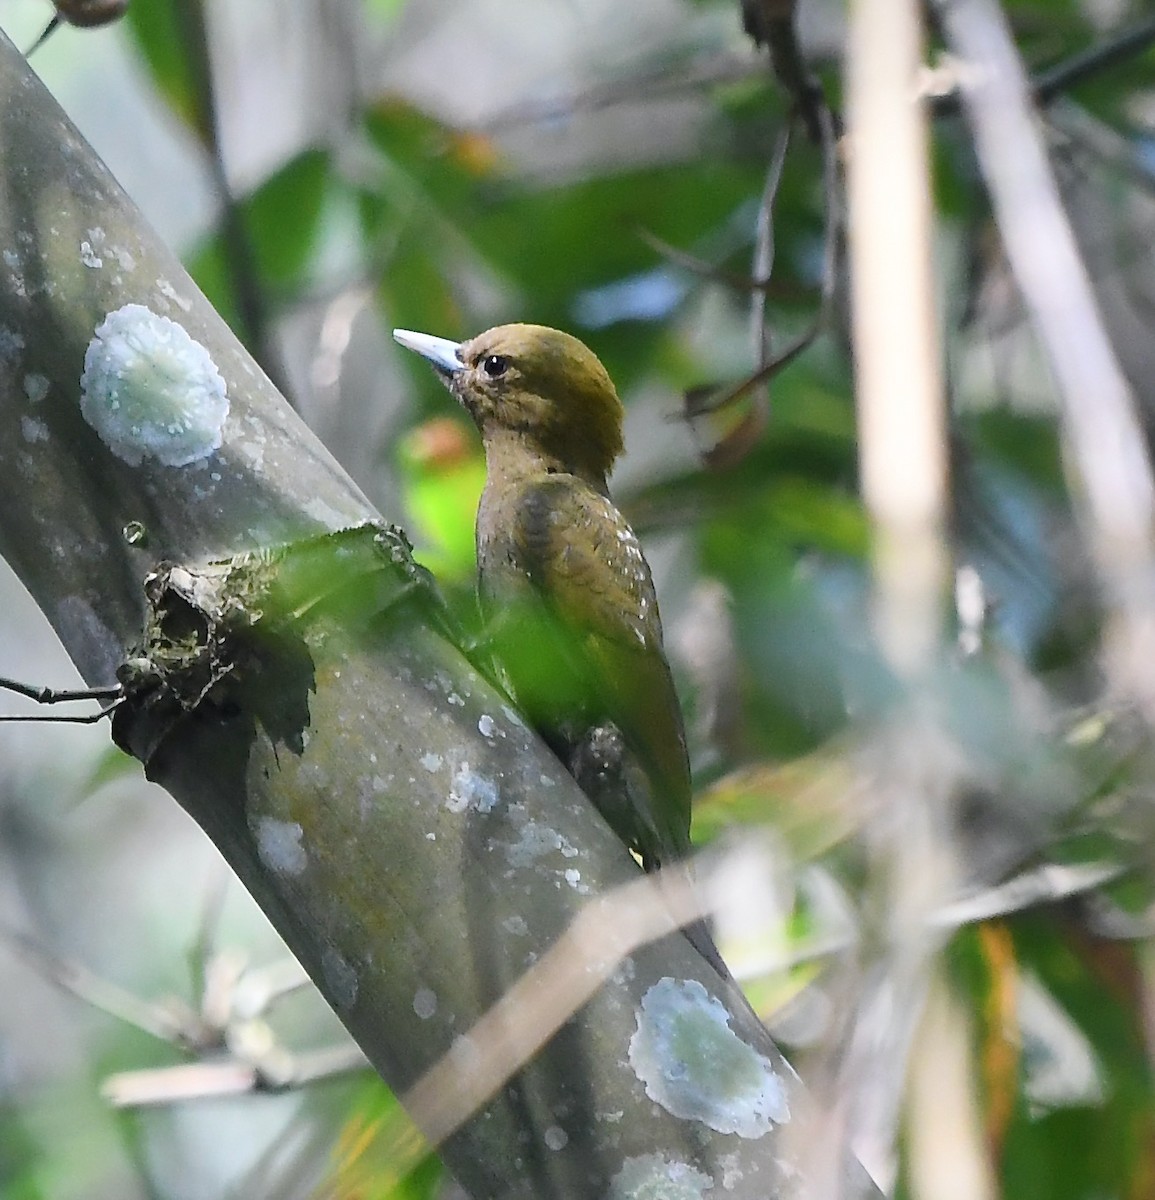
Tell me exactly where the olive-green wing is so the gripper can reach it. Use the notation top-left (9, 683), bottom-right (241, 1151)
top-left (514, 475), bottom-right (693, 862)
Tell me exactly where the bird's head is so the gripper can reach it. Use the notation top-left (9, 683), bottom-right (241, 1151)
top-left (393, 323), bottom-right (624, 482)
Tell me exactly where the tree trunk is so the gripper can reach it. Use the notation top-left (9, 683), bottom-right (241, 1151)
top-left (0, 31), bottom-right (868, 1199)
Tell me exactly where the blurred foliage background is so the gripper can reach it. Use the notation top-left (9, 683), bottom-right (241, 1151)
top-left (1, 0), bottom-right (1155, 1196)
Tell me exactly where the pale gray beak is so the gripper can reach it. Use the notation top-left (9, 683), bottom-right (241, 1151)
top-left (393, 329), bottom-right (464, 377)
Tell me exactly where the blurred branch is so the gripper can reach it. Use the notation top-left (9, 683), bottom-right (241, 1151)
top-left (403, 857), bottom-right (718, 1149)
top-left (0, 922), bottom-right (191, 1043)
top-left (751, 123), bottom-right (794, 365)
top-left (931, 861), bottom-right (1126, 928)
top-left (476, 49), bottom-right (765, 134)
top-left (739, 0), bottom-right (828, 142)
top-left (841, 0), bottom-right (952, 1191)
top-left (1032, 15), bottom-right (1155, 106)
top-left (929, 14), bottom-right (1155, 115)
top-left (905, 976), bottom-right (997, 1200)
top-left (847, 0), bottom-right (948, 672)
top-left (934, 0), bottom-right (1155, 708)
top-left (103, 1043), bottom-right (368, 1108)
top-left (1045, 98), bottom-right (1155, 197)
top-left (173, 0), bottom-right (291, 401)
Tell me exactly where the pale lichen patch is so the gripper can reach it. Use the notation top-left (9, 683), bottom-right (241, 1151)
top-left (447, 763), bottom-right (500, 814)
top-left (608, 1153), bottom-right (713, 1199)
top-left (80, 304), bottom-right (229, 467)
top-left (0, 326), bottom-right (25, 366)
top-left (543, 1125), bottom-right (568, 1151)
top-left (156, 278), bottom-right (193, 312)
top-left (23, 372), bottom-right (48, 402)
top-left (413, 987), bottom-right (438, 1019)
top-left (79, 239), bottom-right (103, 269)
top-left (503, 819), bottom-right (579, 868)
top-left (254, 816), bottom-right (308, 876)
top-left (564, 868), bottom-right (590, 894)
top-left (628, 977), bottom-right (789, 1139)
top-left (20, 415), bottom-right (48, 444)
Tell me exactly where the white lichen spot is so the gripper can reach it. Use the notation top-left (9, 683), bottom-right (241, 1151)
top-left (597, 1109), bottom-right (624, 1124)
top-left (420, 752), bottom-right (444, 772)
top-left (413, 987), bottom-right (438, 1019)
top-left (502, 914), bottom-right (528, 936)
top-left (254, 816), bottom-right (308, 876)
top-left (478, 713), bottom-right (497, 738)
top-left (628, 977), bottom-right (789, 1139)
top-left (504, 820), bottom-right (579, 868)
top-left (156, 277), bottom-right (193, 312)
top-left (501, 703), bottom-right (526, 729)
top-left (564, 868), bottom-right (590, 894)
top-left (23, 372), bottom-right (49, 403)
top-left (236, 438), bottom-right (266, 470)
top-left (79, 240), bottom-right (103, 269)
top-left (3, 249), bottom-right (20, 269)
top-left (543, 1125), bottom-right (568, 1151)
top-left (718, 1153), bottom-right (744, 1190)
top-left (0, 326), bottom-right (25, 365)
top-left (80, 304), bottom-right (229, 467)
top-left (447, 691), bottom-right (465, 707)
top-left (321, 946), bottom-right (358, 1011)
top-left (20, 415), bottom-right (48, 444)
top-left (112, 245), bottom-right (136, 271)
top-left (608, 1153), bottom-right (713, 1200)
top-left (447, 763), bottom-right (500, 814)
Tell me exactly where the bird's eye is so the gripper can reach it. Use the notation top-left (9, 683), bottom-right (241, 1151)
top-left (481, 354), bottom-right (509, 379)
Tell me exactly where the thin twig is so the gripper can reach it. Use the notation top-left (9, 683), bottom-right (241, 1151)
top-left (0, 922), bottom-right (191, 1044)
top-left (475, 50), bottom-right (765, 135)
top-left (101, 1043), bottom-right (368, 1109)
top-left (751, 121), bottom-right (793, 365)
top-left (635, 226), bottom-right (778, 293)
top-left (1033, 15), bottom-right (1155, 106)
top-left (686, 99), bottom-right (839, 419)
top-left (0, 676), bottom-right (121, 704)
top-left (0, 675), bottom-right (123, 723)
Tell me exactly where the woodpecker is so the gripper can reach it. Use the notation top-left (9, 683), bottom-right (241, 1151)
top-left (393, 323), bottom-right (693, 874)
